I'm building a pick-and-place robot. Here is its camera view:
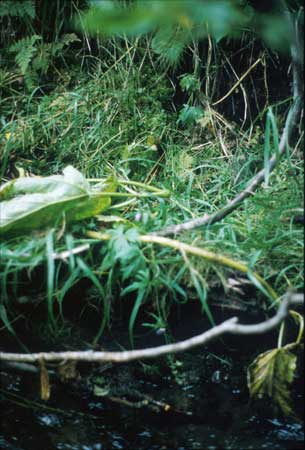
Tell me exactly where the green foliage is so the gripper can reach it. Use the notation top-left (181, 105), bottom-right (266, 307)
top-left (179, 74), bottom-right (201, 93)
top-left (8, 33), bottom-right (80, 89)
top-left (80, 0), bottom-right (246, 66)
top-left (247, 344), bottom-right (300, 418)
top-left (9, 35), bottom-right (42, 75)
top-left (263, 108), bottom-right (280, 186)
top-left (0, 0), bottom-right (35, 19)
top-left (177, 104), bottom-right (204, 127)
top-left (1, 51), bottom-right (171, 174)
top-left (102, 226), bottom-right (141, 267)
top-left (82, 0), bottom-right (246, 39)
top-left (122, 268), bottom-right (151, 347)
top-left (46, 229), bottom-right (56, 327)
top-left (0, 0), bottom-right (303, 389)
top-left (80, 0), bottom-right (293, 68)
top-left (99, 225), bottom-right (149, 346)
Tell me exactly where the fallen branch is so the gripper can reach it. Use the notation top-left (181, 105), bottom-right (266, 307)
top-left (0, 292), bottom-right (302, 365)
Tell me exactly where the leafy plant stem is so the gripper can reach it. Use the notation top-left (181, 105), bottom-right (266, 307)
top-left (86, 231), bottom-right (278, 303)
top-left (89, 178), bottom-right (169, 194)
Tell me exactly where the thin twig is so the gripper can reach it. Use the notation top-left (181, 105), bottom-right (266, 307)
top-left (212, 58), bottom-right (261, 106)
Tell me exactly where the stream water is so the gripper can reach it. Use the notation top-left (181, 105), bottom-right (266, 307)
top-left (0, 306), bottom-right (304, 449)
top-left (1, 349), bottom-right (303, 450)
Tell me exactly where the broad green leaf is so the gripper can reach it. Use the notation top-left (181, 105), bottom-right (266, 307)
top-left (247, 345), bottom-right (298, 418)
top-left (111, 226), bottom-right (133, 260)
top-left (0, 166), bottom-right (116, 238)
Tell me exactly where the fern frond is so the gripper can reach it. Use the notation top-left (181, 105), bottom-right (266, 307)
top-left (0, 1), bottom-right (35, 19)
top-left (9, 34), bottom-right (41, 52)
top-left (9, 35), bottom-right (41, 74)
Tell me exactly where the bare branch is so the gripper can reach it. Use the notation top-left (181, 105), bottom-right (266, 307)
top-left (0, 292), bottom-right (302, 365)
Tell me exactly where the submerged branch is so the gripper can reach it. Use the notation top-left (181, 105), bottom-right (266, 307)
top-left (0, 292), bottom-right (302, 365)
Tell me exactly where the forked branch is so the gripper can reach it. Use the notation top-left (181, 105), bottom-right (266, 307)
top-left (0, 292), bottom-right (302, 365)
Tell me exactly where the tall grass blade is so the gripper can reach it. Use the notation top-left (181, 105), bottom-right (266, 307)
top-left (189, 271), bottom-right (215, 326)
top-left (268, 108), bottom-right (280, 168)
top-left (46, 230), bottom-right (56, 328)
top-left (247, 270), bottom-right (275, 303)
top-left (128, 289), bottom-right (146, 348)
top-left (76, 257), bottom-right (108, 345)
top-left (264, 111), bottom-right (271, 186)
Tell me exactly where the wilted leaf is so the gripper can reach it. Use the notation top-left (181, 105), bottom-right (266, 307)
top-left (40, 359), bottom-right (50, 401)
top-left (57, 360), bottom-right (80, 383)
top-left (247, 345), bottom-right (298, 417)
top-left (0, 166), bottom-right (116, 237)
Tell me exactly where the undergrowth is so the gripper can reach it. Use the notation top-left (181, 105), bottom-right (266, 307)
top-left (0, 12), bottom-right (303, 349)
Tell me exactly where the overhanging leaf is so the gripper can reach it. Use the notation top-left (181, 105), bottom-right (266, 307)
top-left (0, 166), bottom-right (117, 237)
top-left (247, 345), bottom-right (298, 418)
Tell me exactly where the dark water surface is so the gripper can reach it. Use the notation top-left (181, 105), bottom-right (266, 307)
top-left (1, 304), bottom-right (304, 450)
top-left (0, 351), bottom-right (303, 450)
